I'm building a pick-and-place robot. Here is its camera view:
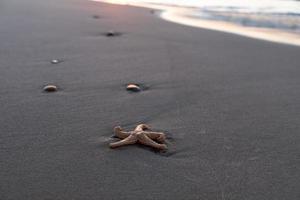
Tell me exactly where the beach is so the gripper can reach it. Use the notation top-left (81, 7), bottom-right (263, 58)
top-left (95, 0), bottom-right (300, 46)
top-left (1, 0), bottom-right (300, 199)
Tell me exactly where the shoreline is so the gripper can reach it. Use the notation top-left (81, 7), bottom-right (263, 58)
top-left (161, 8), bottom-right (300, 47)
top-left (92, 0), bottom-right (300, 47)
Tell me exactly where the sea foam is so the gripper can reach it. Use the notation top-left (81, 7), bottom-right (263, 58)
top-left (92, 0), bottom-right (300, 46)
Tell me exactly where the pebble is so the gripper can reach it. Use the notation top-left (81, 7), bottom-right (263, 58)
top-left (106, 30), bottom-right (117, 37)
top-left (92, 15), bottom-right (100, 19)
top-left (43, 85), bottom-right (58, 92)
top-left (126, 84), bottom-right (141, 92)
top-left (51, 59), bottom-right (60, 64)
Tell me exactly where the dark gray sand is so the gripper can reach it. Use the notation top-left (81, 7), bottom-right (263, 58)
top-left (1, 0), bottom-right (300, 199)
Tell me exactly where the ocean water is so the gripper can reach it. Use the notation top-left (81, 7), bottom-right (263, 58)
top-left (95, 0), bottom-right (300, 33)
top-left (93, 0), bottom-right (300, 45)
top-left (113, 0), bottom-right (300, 13)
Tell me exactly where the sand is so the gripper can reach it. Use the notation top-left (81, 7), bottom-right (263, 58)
top-left (94, 0), bottom-right (300, 47)
top-left (0, 0), bottom-right (299, 199)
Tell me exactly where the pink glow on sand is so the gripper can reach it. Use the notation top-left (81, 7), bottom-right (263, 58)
top-left (92, 0), bottom-right (300, 46)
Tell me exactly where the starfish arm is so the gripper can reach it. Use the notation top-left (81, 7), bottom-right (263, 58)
top-left (114, 126), bottom-right (131, 139)
top-left (143, 131), bottom-right (166, 143)
top-left (135, 124), bottom-right (151, 131)
top-left (136, 132), bottom-right (167, 150)
top-left (109, 134), bottom-right (137, 149)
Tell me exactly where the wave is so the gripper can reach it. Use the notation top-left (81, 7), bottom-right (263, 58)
top-left (92, 0), bottom-right (300, 46)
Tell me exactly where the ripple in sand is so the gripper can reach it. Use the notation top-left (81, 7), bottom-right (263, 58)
top-left (43, 85), bottom-right (58, 92)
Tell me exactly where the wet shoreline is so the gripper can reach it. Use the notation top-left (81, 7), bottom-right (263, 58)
top-left (93, 0), bottom-right (300, 46)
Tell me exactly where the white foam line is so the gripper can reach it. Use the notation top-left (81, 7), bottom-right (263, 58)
top-left (161, 9), bottom-right (300, 47)
top-left (91, 0), bottom-right (300, 47)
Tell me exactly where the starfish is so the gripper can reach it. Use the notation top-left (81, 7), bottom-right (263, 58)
top-left (109, 124), bottom-right (167, 150)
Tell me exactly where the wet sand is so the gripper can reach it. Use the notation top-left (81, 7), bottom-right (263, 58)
top-left (0, 0), bottom-right (300, 199)
top-left (93, 0), bottom-right (300, 46)
top-left (160, 8), bottom-right (300, 47)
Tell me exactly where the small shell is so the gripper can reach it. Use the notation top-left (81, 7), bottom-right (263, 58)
top-left (126, 84), bottom-right (141, 92)
top-left (92, 15), bottom-right (100, 19)
top-left (51, 59), bottom-right (59, 64)
top-left (43, 85), bottom-right (58, 92)
top-left (106, 30), bottom-right (116, 37)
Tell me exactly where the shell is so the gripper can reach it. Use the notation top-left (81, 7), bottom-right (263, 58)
top-left (126, 84), bottom-right (141, 92)
top-left (43, 85), bottom-right (58, 92)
